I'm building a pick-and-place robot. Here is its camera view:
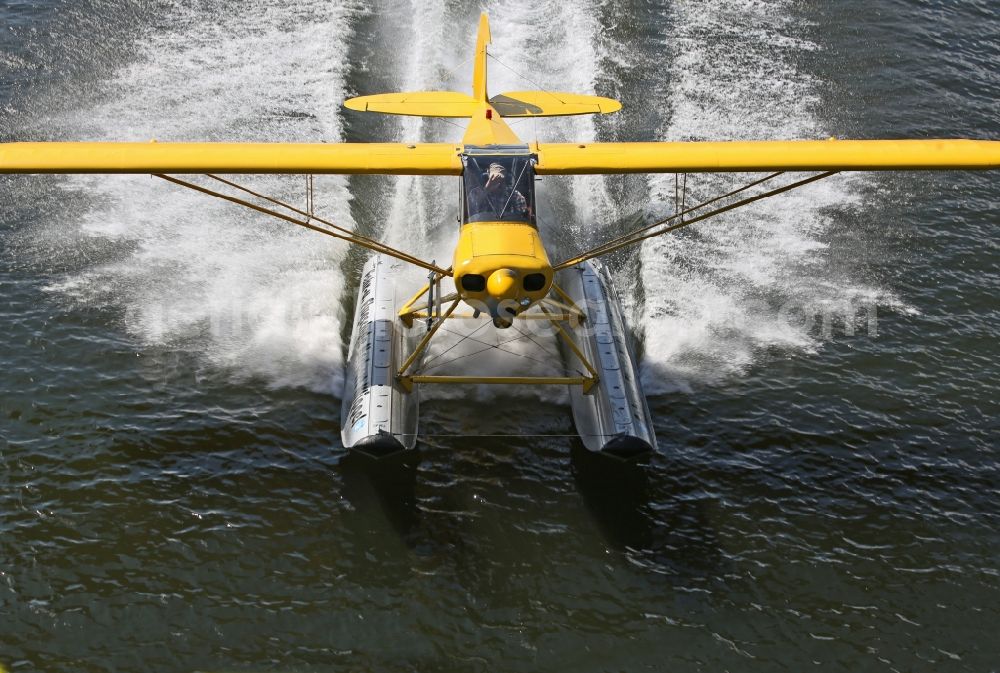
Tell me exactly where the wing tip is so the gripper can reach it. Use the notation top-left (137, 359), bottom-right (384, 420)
top-left (478, 12), bottom-right (492, 45)
top-left (599, 97), bottom-right (623, 114)
top-left (343, 96), bottom-right (367, 112)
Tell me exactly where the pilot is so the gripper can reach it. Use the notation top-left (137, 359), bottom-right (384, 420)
top-left (468, 162), bottom-right (528, 219)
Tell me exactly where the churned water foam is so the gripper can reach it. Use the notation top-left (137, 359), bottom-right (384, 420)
top-left (36, 0), bottom-right (362, 394)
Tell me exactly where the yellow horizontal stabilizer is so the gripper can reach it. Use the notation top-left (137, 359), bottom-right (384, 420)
top-left (0, 141), bottom-right (464, 175)
top-left (343, 90), bottom-right (622, 119)
top-left (490, 91), bottom-right (622, 117)
top-left (343, 91), bottom-right (480, 118)
top-left (533, 139), bottom-right (1000, 174)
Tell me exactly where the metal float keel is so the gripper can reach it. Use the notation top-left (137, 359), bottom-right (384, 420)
top-left (341, 255), bottom-right (419, 457)
top-left (558, 260), bottom-right (657, 459)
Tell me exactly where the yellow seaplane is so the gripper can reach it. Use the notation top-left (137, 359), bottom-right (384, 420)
top-left (2, 14), bottom-right (998, 459)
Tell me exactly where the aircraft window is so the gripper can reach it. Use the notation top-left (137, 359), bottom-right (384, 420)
top-left (463, 156), bottom-right (535, 225)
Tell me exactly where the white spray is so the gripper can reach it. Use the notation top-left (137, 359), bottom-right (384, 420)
top-left (43, 1), bottom-right (361, 394)
top-left (639, 0), bottom-right (893, 392)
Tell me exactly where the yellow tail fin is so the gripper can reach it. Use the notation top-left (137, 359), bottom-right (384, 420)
top-left (472, 13), bottom-right (491, 103)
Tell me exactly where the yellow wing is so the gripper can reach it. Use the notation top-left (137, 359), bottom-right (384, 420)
top-left (0, 141), bottom-right (463, 175)
top-left (3, 139), bottom-right (998, 175)
top-left (533, 139), bottom-right (1000, 174)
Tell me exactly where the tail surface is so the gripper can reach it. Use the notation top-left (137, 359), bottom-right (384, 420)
top-left (343, 13), bottom-right (620, 120)
top-left (472, 12), bottom-right (491, 103)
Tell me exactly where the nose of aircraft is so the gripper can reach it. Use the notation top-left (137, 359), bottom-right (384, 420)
top-left (487, 268), bottom-right (518, 301)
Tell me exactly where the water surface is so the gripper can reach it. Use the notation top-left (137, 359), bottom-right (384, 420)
top-left (1, 0), bottom-right (998, 670)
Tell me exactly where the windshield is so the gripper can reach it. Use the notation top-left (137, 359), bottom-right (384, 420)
top-left (462, 155), bottom-right (535, 225)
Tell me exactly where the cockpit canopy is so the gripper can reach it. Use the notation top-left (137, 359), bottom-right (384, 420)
top-left (462, 152), bottom-right (536, 225)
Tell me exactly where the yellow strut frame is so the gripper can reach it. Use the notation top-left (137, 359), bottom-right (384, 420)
top-left (396, 289), bottom-right (598, 394)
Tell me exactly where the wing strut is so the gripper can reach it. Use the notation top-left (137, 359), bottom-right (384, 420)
top-left (554, 171), bottom-right (838, 270)
top-left (153, 174), bottom-right (449, 276)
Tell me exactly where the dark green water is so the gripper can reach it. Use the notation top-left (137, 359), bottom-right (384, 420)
top-left (1, 0), bottom-right (998, 671)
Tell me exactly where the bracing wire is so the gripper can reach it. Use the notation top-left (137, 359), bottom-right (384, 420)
top-left (206, 174), bottom-right (358, 240)
top-left (201, 173), bottom-right (439, 272)
top-left (154, 174), bottom-right (450, 276)
top-left (487, 53), bottom-right (571, 105)
top-left (419, 319), bottom-right (492, 370)
top-left (435, 324), bottom-right (557, 368)
top-left (581, 171), bottom-right (784, 264)
top-left (554, 171), bottom-right (838, 270)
